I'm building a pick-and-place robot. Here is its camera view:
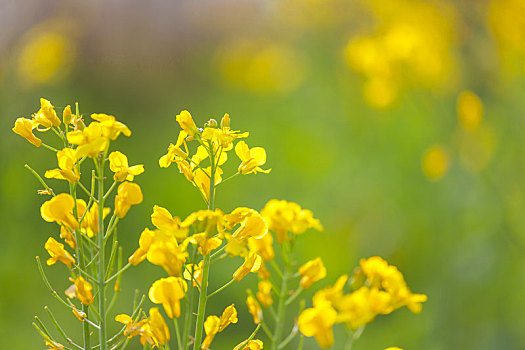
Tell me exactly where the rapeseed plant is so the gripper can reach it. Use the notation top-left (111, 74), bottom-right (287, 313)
top-left (14, 99), bottom-right (427, 349)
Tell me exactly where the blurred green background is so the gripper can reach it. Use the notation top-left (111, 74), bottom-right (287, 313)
top-left (2, 0), bottom-right (525, 348)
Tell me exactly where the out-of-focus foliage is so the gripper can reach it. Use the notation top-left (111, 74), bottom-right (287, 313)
top-left (1, 0), bottom-right (525, 349)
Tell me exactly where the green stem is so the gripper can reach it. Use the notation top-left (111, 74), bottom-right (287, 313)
top-left (271, 244), bottom-right (291, 350)
top-left (192, 141), bottom-right (216, 350)
top-left (174, 318), bottom-right (182, 350)
top-left (97, 155), bottom-right (107, 350)
top-left (207, 278), bottom-right (234, 299)
top-left (192, 254), bottom-right (211, 350)
top-left (24, 164), bottom-right (55, 196)
top-left (182, 248), bottom-right (198, 350)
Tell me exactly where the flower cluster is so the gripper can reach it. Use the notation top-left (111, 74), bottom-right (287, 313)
top-left (13, 99), bottom-right (152, 350)
top-left (298, 256), bottom-right (427, 348)
top-left (15, 101), bottom-right (428, 350)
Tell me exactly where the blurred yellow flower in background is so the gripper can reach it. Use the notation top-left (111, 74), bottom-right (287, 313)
top-left (344, 0), bottom-right (457, 108)
top-left (215, 40), bottom-right (307, 94)
top-left (16, 19), bottom-right (78, 88)
top-left (422, 145), bottom-right (450, 181)
top-left (457, 91), bottom-right (483, 132)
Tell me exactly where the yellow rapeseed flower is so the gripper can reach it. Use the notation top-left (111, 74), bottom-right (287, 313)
top-left (114, 182), bottom-right (143, 218)
top-left (235, 141), bottom-right (271, 175)
top-left (33, 98), bottom-right (61, 129)
top-left (71, 276), bottom-right (94, 305)
top-left (149, 307), bottom-right (170, 346)
top-left (335, 286), bottom-right (391, 329)
top-left (256, 280), bottom-right (273, 307)
top-left (176, 110), bottom-right (199, 136)
top-left (76, 200), bottom-right (111, 238)
top-left (44, 237), bottom-right (75, 267)
top-left (184, 261), bottom-right (204, 289)
top-left (159, 131), bottom-right (189, 168)
top-left (67, 122), bottom-right (108, 159)
top-left (12, 117), bottom-right (41, 147)
top-left (233, 339), bottom-right (264, 350)
top-left (246, 295), bottom-right (262, 324)
top-left (91, 113), bottom-right (131, 140)
top-left (233, 252), bottom-right (262, 281)
top-left (45, 148), bottom-right (80, 183)
top-left (41, 193), bottom-right (79, 230)
top-left (298, 257), bottom-right (327, 289)
top-left (248, 231), bottom-right (275, 261)
top-left (218, 304), bottom-right (238, 332)
top-left (115, 314), bottom-right (149, 341)
top-left (129, 228), bottom-right (155, 265)
top-left (109, 151), bottom-right (144, 182)
top-left (261, 199), bottom-right (322, 243)
top-left (149, 276), bottom-right (187, 318)
top-left (298, 304), bottom-right (337, 349)
top-left (202, 315), bottom-right (220, 350)
top-left (151, 205), bottom-right (189, 242)
top-left (147, 235), bottom-right (189, 276)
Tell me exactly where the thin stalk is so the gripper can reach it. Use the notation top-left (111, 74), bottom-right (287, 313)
top-left (192, 141), bottom-right (216, 350)
top-left (207, 278), bottom-right (234, 299)
top-left (44, 306), bottom-right (83, 349)
top-left (96, 154), bottom-right (107, 350)
top-left (174, 318), bottom-right (183, 350)
top-left (271, 244), bottom-right (291, 350)
top-left (235, 323), bottom-right (261, 349)
top-left (41, 142), bottom-right (60, 152)
top-left (36, 256), bottom-right (73, 309)
top-left (182, 248), bottom-right (198, 350)
top-left (24, 164), bottom-right (55, 196)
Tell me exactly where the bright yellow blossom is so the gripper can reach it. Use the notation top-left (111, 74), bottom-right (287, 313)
top-left (176, 110), bottom-right (199, 136)
top-left (235, 141), bottom-right (271, 175)
top-left (233, 252), bottom-right (262, 281)
top-left (313, 274), bottom-right (348, 308)
top-left (256, 280), bottom-right (273, 307)
top-left (149, 276), bottom-right (187, 318)
top-left (183, 209), bottom-right (225, 237)
top-left (149, 307), bottom-right (170, 346)
top-left (159, 131), bottom-right (189, 168)
top-left (114, 182), bottom-right (143, 218)
top-left (184, 261), bottom-right (204, 288)
top-left (299, 257), bottom-right (327, 288)
top-left (45, 148), bottom-right (80, 183)
top-left (129, 228), bottom-right (155, 265)
top-left (233, 339), bottom-right (264, 350)
top-left (12, 117), bottom-right (41, 147)
top-left (115, 314), bottom-right (149, 340)
top-left (41, 193), bottom-right (78, 230)
top-left (33, 98), bottom-right (61, 129)
top-left (90, 113), bottom-right (131, 140)
top-left (298, 304), bottom-right (337, 349)
top-left (246, 295), bottom-right (262, 324)
top-left (261, 199), bottom-right (322, 242)
top-left (151, 205), bottom-right (188, 241)
top-left (202, 315), bottom-right (220, 350)
top-left (188, 233), bottom-right (222, 256)
top-left (218, 304), bottom-right (238, 332)
top-left (77, 200), bottom-right (111, 238)
top-left (67, 121), bottom-right (108, 159)
top-left (44, 237), bottom-right (75, 267)
top-left (147, 235), bottom-right (188, 276)
top-left (335, 286), bottom-right (391, 329)
top-left (60, 226), bottom-right (77, 249)
top-left (109, 151), bottom-right (144, 182)
top-left (193, 167), bottom-right (223, 202)
top-left (71, 276), bottom-right (94, 305)
top-left (248, 231), bottom-right (274, 261)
